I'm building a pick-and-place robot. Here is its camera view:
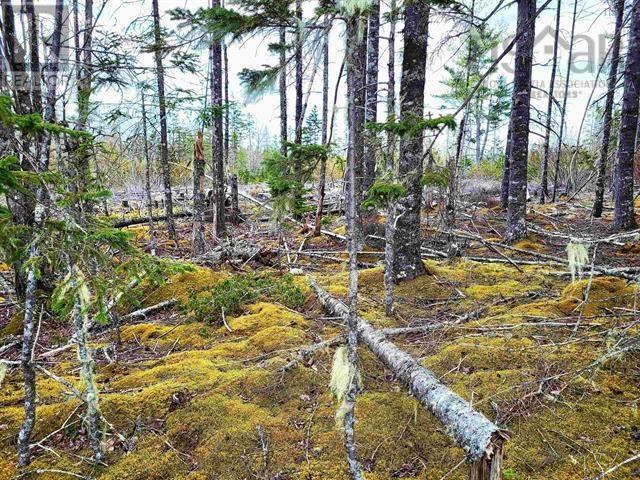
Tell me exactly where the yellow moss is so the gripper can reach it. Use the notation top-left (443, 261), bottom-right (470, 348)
top-left (512, 238), bottom-right (549, 253)
top-left (247, 325), bottom-right (307, 352)
top-left (333, 225), bottom-right (346, 236)
top-left (119, 322), bottom-right (213, 350)
top-left (464, 280), bottom-right (533, 300)
top-left (224, 302), bottom-right (308, 335)
top-left (102, 436), bottom-right (189, 480)
top-left (143, 266), bottom-right (227, 306)
top-left (1, 312), bottom-right (22, 337)
top-left (0, 262), bottom-right (9, 272)
top-left (557, 277), bottom-right (633, 316)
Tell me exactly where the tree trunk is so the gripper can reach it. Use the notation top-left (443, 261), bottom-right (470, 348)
top-left (309, 277), bottom-right (507, 478)
top-left (551, 0), bottom-right (577, 202)
top-left (230, 173), bottom-right (240, 224)
top-left (279, 27), bottom-right (288, 156)
top-left (16, 200), bottom-right (46, 467)
top-left (613, 0), bottom-right (640, 231)
top-left (593, 0), bottom-right (624, 217)
top-left (343, 12), bottom-right (368, 479)
top-left (505, 0), bottom-right (535, 242)
top-left (392, 1), bottom-right (429, 281)
top-left (193, 131), bottom-right (206, 255)
top-left (151, 0), bottom-right (178, 244)
top-left (141, 91), bottom-right (157, 255)
top-left (210, 12), bottom-right (226, 238)
top-left (223, 41), bottom-right (230, 167)
top-left (39, 0), bottom-right (64, 170)
top-left (363, 0), bottom-right (380, 193)
top-left (313, 17), bottom-right (330, 236)
top-left (500, 117), bottom-right (512, 209)
top-left (386, 0), bottom-right (397, 169)
top-left (294, 0), bottom-right (303, 147)
top-left (539, 0), bottom-right (561, 204)
top-left (70, 266), bottom-right (105, 463)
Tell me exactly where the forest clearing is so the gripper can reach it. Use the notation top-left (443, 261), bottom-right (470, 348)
top-left (2, 0), bottom-right (640, 479)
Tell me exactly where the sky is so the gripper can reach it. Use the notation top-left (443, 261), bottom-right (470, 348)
top-left (91, 0), bottom-right (618, 153)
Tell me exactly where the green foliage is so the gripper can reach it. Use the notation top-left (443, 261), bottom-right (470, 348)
top-left (239, 66), bottom-right (281, 99)
top-left (421, 167), bottom-right (451, 187)
top-left (368, 113), bottom-right (456, 138)
top-left (186, 273), bottom-right (305, 324)
top-left (362, 179), bottom-right (407, 208)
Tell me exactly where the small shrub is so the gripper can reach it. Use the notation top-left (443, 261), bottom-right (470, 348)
top-left (186, 273), bottom-right (305, 325)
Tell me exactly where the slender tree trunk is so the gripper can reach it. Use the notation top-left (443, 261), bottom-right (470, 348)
top-left (230, 173), bottom-right (240, 224)
top-left (343, 12), bottom-right (368, 480)
top-left (39, 0), bottom-right (64, 170)
top-left (16, 199), bottom-right (45, 467)
top-left (70, 266), bottom-right (105, 462)
top-left (279, 27), bottom-right (288, 156)
top-left (210, 15), bottom-right (226, 238)
top-left (223, 41), bottom-right (230, 166)
top-left (505, 0), bottom-right (535, 242)
top-left (141, 90), bottom-right (156, 255)
top-left (500, 116), bottom-right (513, 208)
top-left (540, 0), bottom-right (561, 204)
top-left (151, 0), bottom-right (178, 244)
top-left (294, 0), bottom-right (303, 144)
top-left (363, 0), bottom-right (380, 193)
top-left (392, 2), bottom-right (429, 281)
top-left (313, 17), bottom-right (330, 236)
top-left (386, 0), bottom-right (397, 168)
top-left (593, 0), bottom-right (624, 217)
top-left (551, 0), bottom-right (577, 202)
top-left (193, 131), bottom-right (206, 255)
top-left (613, 0), bottom-right (640, 231)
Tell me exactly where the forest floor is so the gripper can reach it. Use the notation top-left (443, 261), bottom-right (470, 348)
top-left (1, 194), bottom-right (640, 479)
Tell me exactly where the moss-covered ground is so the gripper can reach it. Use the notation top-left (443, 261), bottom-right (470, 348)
top-left (1, 208), bottom-right (639, 479)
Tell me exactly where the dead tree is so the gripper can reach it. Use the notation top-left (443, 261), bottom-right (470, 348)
top-left (141, 89), bottom-right (157, 255)
top-left (613, 0), bottom-right (640, 231)
top-left (309, 278), bottom-right (507, 480)
top-left (593, 0), bottom-right (625, 217)
top-left (279, 26), bottom-right (288, 156)
top-left (551, 0), bottom-right (577, 201)
top-left (539, 0), bottom-right (561, 204)
top-left (193, 131), bottom-right (206, 254)
top-left (151, 0), bottom-right (178, 243)
top-left (363, 0), bottom-right (380, 193)
top-left (210, 12), bottom-right (226, 238)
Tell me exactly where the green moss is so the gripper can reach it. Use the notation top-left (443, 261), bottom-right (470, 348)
top-left (557, 277), bottom-right (633, 316)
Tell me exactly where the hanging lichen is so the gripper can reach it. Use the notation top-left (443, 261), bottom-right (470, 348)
top-left (566, 241), bottom-right (589, 282)
top-left (329, 346), bottom-right (360, 427)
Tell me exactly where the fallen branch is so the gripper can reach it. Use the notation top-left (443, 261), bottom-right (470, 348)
top-left (308, 276), bottom-right (507, 476)
top-left (123, 299), bottom-right (177, 320)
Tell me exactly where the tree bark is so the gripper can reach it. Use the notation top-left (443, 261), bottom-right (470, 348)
top-left (279, 27), bottom-right (288, 156)
top-left (593, 0), bottom-right (624, 217)
top-left (613, 0), bottom-right (640, 231)
top-left (343, 13), bottom-right (368, 479)
top-left (500, 117), bottom-right (512, 209)
top-left (151, 0), bottom-right (178, 243)
top-left (313, 16), bottom-right (330, 236)
top-left (551, 0), bottom-right (577, 202)
top-left (294, 0), bottom-right (303, 147)
top-left (392, 1), bottom-right (429, 281)
top-left (141, 90), bottom-right (157, 255)
top-left (505, 0), bottom-right (535, 242)
top-left (386, 0), bottom-right (397, 168)
top-left (210, 12), bottom-right (226, 238)
top-left (309, 277), bottom-right (507, 477)
top-left (363, 0), bottom-right (380, 193)
top-left (193, 131), bottom-right (206, 255)
top-left (539, 0), bottom-right (561, 204)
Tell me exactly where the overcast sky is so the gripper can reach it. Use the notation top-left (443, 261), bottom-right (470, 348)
top-left (92, 0), bottom-right (617, 152)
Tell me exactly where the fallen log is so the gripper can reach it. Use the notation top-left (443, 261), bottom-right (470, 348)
top-left (308, 276), bottom-right (507, 479)
top-left (123, 299), bottom-right (177, 320)
top-left (113, 211), bottom-right (192, 228)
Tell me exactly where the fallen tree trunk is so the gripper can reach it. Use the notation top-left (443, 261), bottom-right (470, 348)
top-left (308, 276), bottom-right (507, 479)
top-left (113, 211), bottom-right (192, 228)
